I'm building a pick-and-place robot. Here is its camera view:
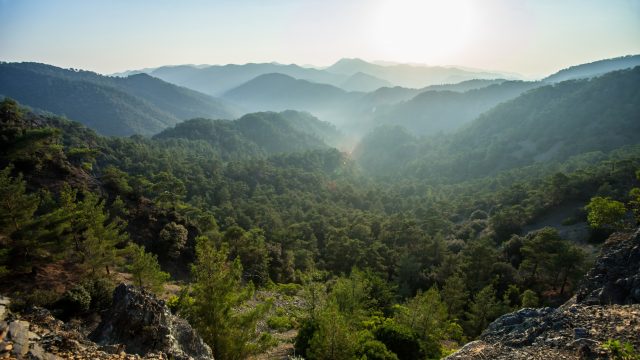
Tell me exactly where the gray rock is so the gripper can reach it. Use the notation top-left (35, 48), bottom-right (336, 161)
top-left (8, 320), bottom-right (30, 356)
top-left (90, 284), bottom-right (213, 360)
top-left (573, 327), bottom-right (588, 339)
top-left (576, 229), bottom-right (640, 305)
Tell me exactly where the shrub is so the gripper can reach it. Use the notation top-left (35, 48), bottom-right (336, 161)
top-left (267, 315), bottom-right (293, 331)
top-left (82, 277), bottom-right (114, 311)
top-left (374, 321), bottom-right (423, 360)
top-left (58, 285), bottom-right (91, 318)
top-left (357, 331), bottom-right (399, 360)
top-left (294, 318), bottom-right (319, 359)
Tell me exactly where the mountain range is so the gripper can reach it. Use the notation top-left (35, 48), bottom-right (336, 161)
top-left (116, 58), bottom-right (515, 95)
top-left (0, 62), bottom-right (239, 136)
top-left (1, 55), bottom-right (638, 139)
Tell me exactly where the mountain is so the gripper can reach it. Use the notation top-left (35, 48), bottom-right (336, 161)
top-left (148, 63), bottom-right (347, 96)
top-left (0, 62), bottom-right (239, 136)
top-left (326, 58), bottom-right (514, 88)
top-left (544, 54), bottom-right (640, 83)
top-left (420, 78), bottom-right (507, 92)
top-left (339, 72), bottom-right (392, 92)
top-left (372, 80), bottom-right (540, 136)
top-left (447, 67), bottom-right (640, 174)
top-left (355, 67), bottom-right (640, 178)
top-left (153, 110), bottom-right (333, 158)
top-left (222, 73), bottom-right (361, 115)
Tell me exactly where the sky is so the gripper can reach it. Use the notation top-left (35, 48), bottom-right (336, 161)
top-left (1, 0), bottom-right (639, 77)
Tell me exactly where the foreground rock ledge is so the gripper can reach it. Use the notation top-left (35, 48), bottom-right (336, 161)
top-left (0, 284), bottom-right (213, 360)
top-left (447, 228), bottom-right (640, 360)
top-left (90, 284), bottom-right (213, 360)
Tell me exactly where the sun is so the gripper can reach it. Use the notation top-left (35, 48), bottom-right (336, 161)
top-left (370, 0), bottom-right (474, 63)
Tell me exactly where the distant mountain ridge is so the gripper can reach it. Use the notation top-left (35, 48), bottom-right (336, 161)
top-left (119, 58), bottom-right (516, 96)
top-left (222, 73), bottom-right (361, 115)
top-left (354, 66), bottom-right (640, 179)
top-left (544, 54), bottom-right (640, 83)
top-left (369, 80), bottom-right (541, 136)
top-left (0, 62), bottom-right (239, 136)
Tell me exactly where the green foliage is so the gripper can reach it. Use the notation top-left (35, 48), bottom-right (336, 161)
top-left (373, 320), bottom-right (423, 360)
top-left (307, 304), bottom-right (357, 360)
top-left (188, 236), bottom-right (271, 360)
top-left (159, 221), bottom-right (188, 259)
top-left (267, 315), bottom-right (294, 331)
top-left (586, 196), bottom-right (628, 231)
top-left (521, 289), bottom-right (539, 308)
top-left (0, 165), bottom-right (39, 235)
top-left (126, 243), bottom-right (170, 294)
top-left (60, 285), bottom-right (91, 316)
top-left (356, 331), bottom-right (399, 360)
top-left (81, 277), bottom-right (114, 311)
top-left (465, 284), bottom-right (504, 338)
top-left (294, 318), bottom-right (319, 359)
top-left (602, 339), bottom-right (640, 360)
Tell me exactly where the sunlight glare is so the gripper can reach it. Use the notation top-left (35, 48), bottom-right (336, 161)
top-left (370, 0), bottom-right (474, 63)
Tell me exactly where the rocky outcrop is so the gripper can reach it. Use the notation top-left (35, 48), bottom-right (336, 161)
top-left (577, 229), bottom-right (640, 305)
top-left (446, 229), bottom-right (640, 360)
top-left (0, 284), bottom-right (213, 360)
top-left (90, 284), bottom-right (212, 360)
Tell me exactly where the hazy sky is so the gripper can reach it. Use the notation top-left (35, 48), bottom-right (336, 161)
top-left (1, 0), bottom-right (639, 77)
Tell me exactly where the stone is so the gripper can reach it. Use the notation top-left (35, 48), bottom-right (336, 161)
top-left (573, 328), bottom-right (588, 339)
top-left (8, 320), bottom-right (30, 356)
top-left (90, 284), bottom-right (213, 360)
top-left (576, 229), bottom-right (640, 305)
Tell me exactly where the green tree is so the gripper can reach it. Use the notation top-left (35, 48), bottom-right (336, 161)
top-left (466, 284), bottom-right (503, 337)
top-left (79, 192), bottom-right (128, 276)
top-left (395, 286), bottom-right (450, 358)
top-left (308, 304), bottom-right (356, 360)
top-left (188, 236), bottom-right (270, 360)
top-left (441, 273), bottom-right (469, 321)
top-left (0, 165), bottom-right (39, 235)
top-left (585, 196), bottom-right (627, 231)
top-left (159, 221), bottom-right (188, 259)
top-left (126, 243), bottom-right (169, 293)
top-left (521, 289), bottom-right (539, 308)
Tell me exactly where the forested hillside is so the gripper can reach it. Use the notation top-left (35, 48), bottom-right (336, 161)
top-left (153, 110), bottom-right (338, 159)
top-left (0, 62), bottom-right (239, 136)
top-left (2, 83), bottom-right (639, 358)
top-left (355, 67), bottom-right (640, 180)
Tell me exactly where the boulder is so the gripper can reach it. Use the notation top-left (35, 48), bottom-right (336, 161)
top-left (576, 228), bottom-right (640, 305)
top-left (90, 284), bottom-right (213, 360)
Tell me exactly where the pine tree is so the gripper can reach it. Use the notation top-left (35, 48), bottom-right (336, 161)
top-left (78, 192), bottom-right (128, 276)
top-left (126, 243), bottom-right (169, 293)
top-left (441, 273), bottom-right (469, 321)
top-left (0, 165), bottom-right (39, 235)
top-left (466, 284), bottom-right (503, 337)
top-left (188, 236), bottom-right (270, 360)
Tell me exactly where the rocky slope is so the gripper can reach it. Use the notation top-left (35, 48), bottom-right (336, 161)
top-left (446, 228), bottom-right (640, 360)
top-left (0, 285), bottom-right (213, 359)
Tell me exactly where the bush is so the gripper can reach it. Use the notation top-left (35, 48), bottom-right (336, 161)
top-left (9, 289), bottom-right (59, 312)
top-left (294, 318), bottom-right (319, 359)
top-left (357, 331), bottom-right (399, 360)
top-left (82, 277), bottom-right (114, 311)
top-left (374, 321), bottom-right (423, 360)
top-left (58, 285), bottom-right (91, 318)
top-left (276, 283), bottom-right (302, 296)
top-left (267, 315), bottom-right (293, 331)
